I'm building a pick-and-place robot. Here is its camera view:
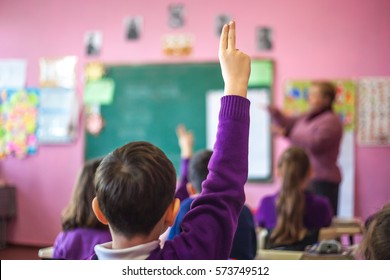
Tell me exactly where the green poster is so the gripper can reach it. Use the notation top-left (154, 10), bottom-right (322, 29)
top-left (84, 78), bottom-right (115, 105)
top-left (248, 60), bottom-right (273, 87)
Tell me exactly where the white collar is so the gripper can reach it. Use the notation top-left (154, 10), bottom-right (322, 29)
top-left (94, 240), bottom-right (160, 260)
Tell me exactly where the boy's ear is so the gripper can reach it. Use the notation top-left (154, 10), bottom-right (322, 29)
top-left (92, 197), bottom-right (109, 225)
top-left (164, 198), bottom-right (180, 227)
top-left (186, 182), bottom-right (198, 196)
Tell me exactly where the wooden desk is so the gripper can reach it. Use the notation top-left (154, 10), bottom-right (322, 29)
top-left (256, 249), bottom-right (354, 260)
top-left (0, 186), bottom-right (16, 248)
top-left (325, 217), bottom-right (364, 245)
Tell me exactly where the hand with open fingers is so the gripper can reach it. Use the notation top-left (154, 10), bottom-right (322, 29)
top-left (176, 124), bottom-right (194, 159)
top-left (219, 21), bottom-right (251, 98)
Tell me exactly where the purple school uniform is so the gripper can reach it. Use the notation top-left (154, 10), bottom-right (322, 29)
top-left (255, 191), bottom-right (333, 229)
top-left (146, 95), bottom-right (250, 259)
top-left (53, 228), bottom-right (111, 260)
top-left (169, 158), bottom-right (257, 260)
top-left (89, 95), bottom-right (250, 260)
top-left (270, 109), bottom-right (343, 184)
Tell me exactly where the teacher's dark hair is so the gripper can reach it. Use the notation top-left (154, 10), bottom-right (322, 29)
top-left (312, 81), bottom-right (337, 106)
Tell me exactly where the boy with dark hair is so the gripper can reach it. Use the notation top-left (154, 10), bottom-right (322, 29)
top-left (91, 21), bottom-right (251, 259)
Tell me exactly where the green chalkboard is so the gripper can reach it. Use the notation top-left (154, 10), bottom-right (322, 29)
top-left (85, 61), bottom-right (274, 179)
top-left (86, 63), bottom-right (225, 173)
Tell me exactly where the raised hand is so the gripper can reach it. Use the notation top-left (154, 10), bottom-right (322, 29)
top-left (219, 21), bottom-right (251, 98)
top-left (176, 124), bottom-right (194, 159)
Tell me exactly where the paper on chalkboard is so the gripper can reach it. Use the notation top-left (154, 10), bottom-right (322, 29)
top-left (248, 60), bottom-right (273, 87)
top-left (84, 78), bottom-right (115, 105)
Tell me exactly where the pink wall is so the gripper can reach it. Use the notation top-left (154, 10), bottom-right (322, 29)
top-left (1, 0), bottom-right (389, 245)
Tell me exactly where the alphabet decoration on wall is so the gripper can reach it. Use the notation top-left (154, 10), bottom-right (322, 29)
top-left (357, 78), bottom-right (390, 146)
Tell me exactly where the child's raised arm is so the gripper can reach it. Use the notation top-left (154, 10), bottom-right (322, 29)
top-left (149, 21), bottom-right (252, 260)
top-left (175, 124), bottom-right (194, 201)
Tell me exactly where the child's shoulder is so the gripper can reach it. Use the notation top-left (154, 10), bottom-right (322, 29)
top-left (260, 193), bottom-right (278, 204)
top-left (305, 192), bottom-right (332, 211)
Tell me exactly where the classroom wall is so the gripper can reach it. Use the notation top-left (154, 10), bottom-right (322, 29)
top-left (0, 0), bottom-right (389, 245)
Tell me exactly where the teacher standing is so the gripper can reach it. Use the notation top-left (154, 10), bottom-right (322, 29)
top-left (269, 81), bottom-right (343, 216)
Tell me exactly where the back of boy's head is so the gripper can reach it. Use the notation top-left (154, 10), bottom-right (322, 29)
top-left (188, 150), bottom-right (213, 193)
top-left (62, 158), bottom-right (104, 231)
top-left (94, 141), bottom-right (176, 238)
top-left (360, 203), bottom-right (390, 260)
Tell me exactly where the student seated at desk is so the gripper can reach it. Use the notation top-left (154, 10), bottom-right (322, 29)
top-left (168, 125), bottom-right (257, 260)
top-left (256, 147), bottom-right (332, 251)
top-left (359, 203), bottom-right (390, 260)
top-left (53, 158), bottom-right (111, 260)
top-left (89, 21), bottom-right (251, 260)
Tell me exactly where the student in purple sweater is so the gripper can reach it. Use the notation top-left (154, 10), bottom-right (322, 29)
top-left (53, 158), bottom-right (112, 260)
top-left (89, 21), bottom-right (251, 260)
top-left (256, 147), bottom-right (333, 251)
top-left (168, 125), bottom-right (257, 260)
top-left (268, 81), bottom-right (342, 215)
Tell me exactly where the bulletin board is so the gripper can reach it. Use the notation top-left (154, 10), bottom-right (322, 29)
top-left (85, 60), bottom-right (273, 181)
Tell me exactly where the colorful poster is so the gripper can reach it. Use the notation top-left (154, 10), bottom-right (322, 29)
top-left (0, 89), bottom-right (39, 158)
top-left (284, 80), bottom-right (356, 131)
top-left (357, 78), bottom-right (390, 146)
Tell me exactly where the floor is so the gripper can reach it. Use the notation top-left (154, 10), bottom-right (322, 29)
top-left (0, 244), bottom-right (42, 260)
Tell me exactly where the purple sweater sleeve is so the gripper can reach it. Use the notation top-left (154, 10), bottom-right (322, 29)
top-left (148, 95), bottom-right (250, 260)
top-left (175, 159), bottom-right (190, 202)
